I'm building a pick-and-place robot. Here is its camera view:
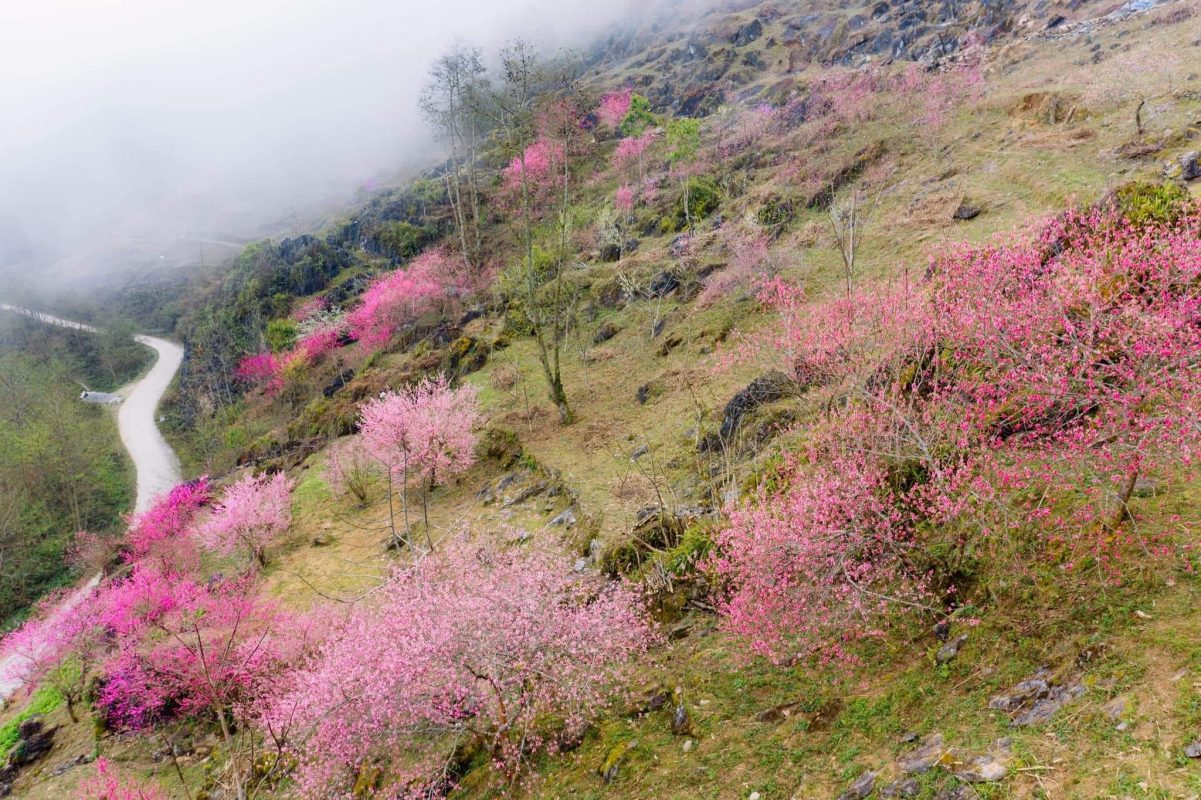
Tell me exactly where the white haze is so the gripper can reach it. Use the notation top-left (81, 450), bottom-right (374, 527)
top-left (0, 0), bottom-right (682, 287)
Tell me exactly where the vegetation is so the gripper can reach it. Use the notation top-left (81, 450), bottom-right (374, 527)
top-left (6, 3), bottom-right (1201, 799)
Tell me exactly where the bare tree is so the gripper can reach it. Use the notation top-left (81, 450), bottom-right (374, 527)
top-left (421, 42), bottom-right (487, 267)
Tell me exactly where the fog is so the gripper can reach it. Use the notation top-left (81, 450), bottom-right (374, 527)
top-left (0, 0), bottom-right (676, 289)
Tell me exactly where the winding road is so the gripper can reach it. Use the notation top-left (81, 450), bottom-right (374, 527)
top-left (0, 304), bottom-right (184, 700)
top-left (0, 303), bottom-right (183, 513)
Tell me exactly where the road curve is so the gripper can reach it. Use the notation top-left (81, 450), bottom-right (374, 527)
top-left (0, 304), bottom-right (184, 513)
top-left (0, 304), bottom-right (184, 700)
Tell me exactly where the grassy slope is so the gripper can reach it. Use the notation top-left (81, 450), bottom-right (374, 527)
top-left (9, 4), bottom-right (1201, 799)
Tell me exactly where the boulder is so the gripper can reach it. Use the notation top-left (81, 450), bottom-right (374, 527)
top-left (936, 634), bottom-right (968, 664)
top-left (837, 771), bottom-right (876, 800)
top-left (1181, 151), bottom-right (1200, 181)
top-left (731, 18), bottom-right (764, 46)
top-left (953, 201), bottom-right (982, 221)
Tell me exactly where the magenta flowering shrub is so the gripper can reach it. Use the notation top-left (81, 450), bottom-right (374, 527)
top-left (262, 539), bottom-right (653, 798)
top-left (345, 249), bottom-right (475, 347)
top-left (716, 204), bottom-right (1201, 662)
top-left (234, 351), bottom-right (281, 391)
top-left (124, 477), bottom-right (210, 573)
top-left (502, 137), bottom-right (566, 196)
top-left (77, 757), bottom-right (169, 800)
top-left (97, 577), bottom-right (299, 732)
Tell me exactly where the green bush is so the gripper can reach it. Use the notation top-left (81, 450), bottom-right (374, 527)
top-left (619, 94), bottom-right (657, 138)
top-left (0, 685), bottom-right (63, 761)
top-left (265, 318), bottom-right (298, 353)
top-left (1113, 181), bottom-right (1190, 228)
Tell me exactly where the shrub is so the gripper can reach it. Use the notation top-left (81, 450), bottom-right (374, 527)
top-left (1112, 180), bottom-right (1190, 227)
top-left (262, 539), bottom-right (653, 798)
top-left (265, 318), bottom-right (298, 353)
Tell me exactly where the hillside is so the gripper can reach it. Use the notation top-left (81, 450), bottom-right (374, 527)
top-left (3, 1), bottom-right (1201, 799)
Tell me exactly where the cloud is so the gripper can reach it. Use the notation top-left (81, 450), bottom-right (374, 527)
top-left (0, 0), bottom-right (663, 284)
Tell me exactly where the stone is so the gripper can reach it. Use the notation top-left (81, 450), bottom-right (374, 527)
top-left (648, 270), bottom-right (680, 297)
top-left (755, 701), bottom-right (802, 723)
top-left (1102, 696), bottom-right (1126, 722)
top-left (750, 793), bottom-right (761, 800)
top-left (936, 634), bottom-right (968, 664)
top-left (957, 752), bottom-right (1007, 782)
top-left (879, 778), bottom-right (921, 798)
top-left (731, 18), bottom-right (764, 46)
top-left (682, 739), bottom-right (695, 752)
top-left (1185, 738), bottom-right (1201, 758)
top-left (988, 668), bottom-right (1084, 726)
top-left (700, 371), bottom-right (794, 451)
top-left (630, 444), bottom-right (649, 460)
top-left (837, 770), bottom-right (876, 800)
top-left (898, 731), bottom-right (946, 774)
top-left (550, 508), bottom-right (577, 527)
top-left (672, 694), bottom-right (693, 736)
top-left (1181, 151), bottom-right (1201, 181)
top-left (1132, 476), bottom-right (1159, 498)
top-left (573, 557), bottom-right (589, 573)
top-left (933, 619), bottom-right (951, 642)
top-left (594, 321), bottom-right (620, 344)
top-left (953, 200), bottom-right (982, 221)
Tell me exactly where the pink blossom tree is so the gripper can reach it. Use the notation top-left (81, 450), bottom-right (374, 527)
top-left (77, 758), bottom-right (169, 800)
top-left (716, 201), bottom-right (1201, 661)
top-left (596, 88), bottom-right (633, 129)
top-left (261, 539), bottom-right (653, 799)
top-left (346, 248), bottom-right (478, 349)
top-left (0, 586), bottom-right (106, 722)
top-left (124, 478), bottom-right (210, 575)
top-left (197, 472), bottom-right (294, 568)
top-left (358, 376), bottom-right (480, 550)
top-left (97, 577), bottom-right (308, 800)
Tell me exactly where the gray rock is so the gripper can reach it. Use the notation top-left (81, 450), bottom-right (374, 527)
top-left (989, 668), bottom-right (1084, 726)
top-left (731, 18), bottom-right (764, 46)
top-left (837, 771), bottom-right (876, 800)
top-left (936, 634), bottom-right (968, 664)
top-left (593, 321), bottom-right (620, 344)
top-left (953, 201), bottom-right (981, 221)
top-left (879, 778), bottom-right (920, 798)
top-left (1182, 151), bottom-right (1201, 181)
top-left (630, 444), bottom-right (649, 460)
top-left (1102, 696), bottom-right (1126, 722)
top-left (672, 694), bottom-right (693, 736)
top-left (1185, 738), bottom-right (1201, 758)
top-left (550, 508), bottom-right (577, 527)
top-left (898, 731), bottom-right (946, 774)
top-left (573, 557), bottom-right (589, 573)
top-left (957, 752), bottom-right (1007, 782)
top-left (1132, 476), bottom-right (1159, 498)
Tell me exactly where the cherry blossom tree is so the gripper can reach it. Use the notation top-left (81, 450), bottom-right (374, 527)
top-left (358, 376), bottom-right (479, 550)
top-left (77, 757), bottom-right (169, 800)
top-left (124, 477), bottom-right (210, 575)
top-left (262, 539), bottom-right (653, 799)
top-left (97, 578), bottom-right (308, 800)
top-left (596, 88), bottom-right (632, 129)
top-left (717, 200), bottom-right (1201, 661)
top-left (197, 472), bottom-right (293, 568)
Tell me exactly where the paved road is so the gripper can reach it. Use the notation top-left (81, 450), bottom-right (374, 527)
top-left (0, 304), bottom-right (184, 699)
top-left (0, 304), bottom-right (183, 513)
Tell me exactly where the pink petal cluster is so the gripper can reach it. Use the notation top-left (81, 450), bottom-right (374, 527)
top-left (502, 137), bottom-right (565, 193)
top-left (596, 88), bottom-right (633, 128)
top-left (234, 351), bottom-right (281, 387)
top-left (358, 375), bottom-right (480, 486)
top-left (345, 252), bottom-right (452, 347)
top-left (261, 539), bottom-right (653, 798)
top-left (124, 477), bottom-right (210, 572)
top-left (78, 757), bottom-right (169, 800)
top-left (197, 472), bottom-right (294, 567)
top-left (614, 184), bottom-right (636, 213)
top-left (717, 204), bottom-right (1201, 661)
top-left (611, 129), bottom-right (657, 170)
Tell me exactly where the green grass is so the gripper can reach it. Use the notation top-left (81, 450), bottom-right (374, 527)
top-left (0, 685), bottom-right (64, 761)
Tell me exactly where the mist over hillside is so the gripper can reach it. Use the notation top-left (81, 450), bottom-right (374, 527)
top-left (0, 0), bottom-right (712, 294)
